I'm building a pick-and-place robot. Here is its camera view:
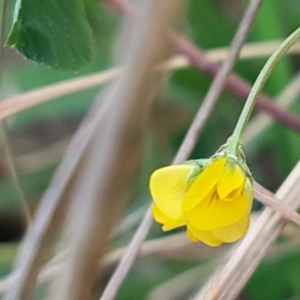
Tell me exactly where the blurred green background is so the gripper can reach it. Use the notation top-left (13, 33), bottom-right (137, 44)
top-left (0, 0), bottom-right (300, 299)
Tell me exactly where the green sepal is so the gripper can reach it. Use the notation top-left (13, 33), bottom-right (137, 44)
top-left (181, 141), bottom-right (253, 188)
top-left (182, 158), bottom-right (211, 184)
top-left (213, 143), bottom-right (254, 184)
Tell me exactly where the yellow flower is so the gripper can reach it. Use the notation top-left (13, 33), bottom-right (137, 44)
top-left (150, 157), bottom-right (253, 247)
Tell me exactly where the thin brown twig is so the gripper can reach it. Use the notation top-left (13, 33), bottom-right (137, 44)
top-left (164, 40), bottom-right (300, 70)
top-left (210, 40), bottom-right (300, 61)
top-left (254, 181), bottom-right (300, 226)
top-left (100, 1), bottom-right (262, 299)
top-left (0, 68), bottom-right (120, 122)
top-left (175, 35), bottom-right (300, 133)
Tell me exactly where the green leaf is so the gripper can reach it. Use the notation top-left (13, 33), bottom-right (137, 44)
top-left (6, 0), bottom-right (96, 70)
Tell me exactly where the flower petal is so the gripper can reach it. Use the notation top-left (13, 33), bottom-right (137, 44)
top-left (217, 163), bottom-right (245, 199)
top-left (223, 185), bottom-right (244, 202)
top-left (187, 225), bottom-right (223, 247)
top-left (182, 158), bottom-right (226, 212)
top-left (150, 165), bottom-right (193, 219)
top-left (152, 205), bottom-right (185, 231)
top-left (187, 194), bottom-right (250, 231)
top-left (186, 229), bottom-right (198, 242)
top-left (212, 215), bottom-right (250, 243)
top-left (243, 178), bottom-right (254, 212)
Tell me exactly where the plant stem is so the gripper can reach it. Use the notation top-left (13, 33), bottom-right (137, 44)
top-left (227, 27), bottom-right (300, 156)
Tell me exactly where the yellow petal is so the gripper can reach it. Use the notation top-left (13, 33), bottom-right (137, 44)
top-left (223, 185), bottom-right (244, 202)
top-left (182, 188), bottom-right (215, 212)
top-left (186, 229), bottom-right (198, 242)
top-left (187, 194), bottom-right (250, 231)
top-left (182, 158), bottom-right (226, 212)
top-left (187, 225), bottom-right (223, 247)
top-left (243, 178), bottom-right (254, 212)
top-left (217, 163), bottom-right (245, 199)
top-left (152, 205), bottom-right (185, 231)
top-left (212, 215), bottom-right (250, 243)
top-left (150, 165), bottom-right (193, 219)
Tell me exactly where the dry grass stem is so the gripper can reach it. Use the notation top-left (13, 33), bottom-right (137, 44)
top-left (13, 138), bottom-right (70, 174)
top-left (148, 231), bottom-right (300, 300)
top-left (0, 232), bottom-right (225, 295)
top-left (0, 68), bottom-right (120, 122)
top-left (111, 204), bottom-right (148, 238)
top-left (100, 208), bottom-right (154, 300)
top-left (0, 212), bottom-right (297, 296)
top-left (147, 263), bottom-right (219, 300)
top-left (254, 181), bottom-right (300, 226)
top-left (45, 1), bottom-right (184, 300)
top-left (161, 40), bottom-right (300, 70)
top-left (196, 161), bottom-right (300, 300)
top-left (1, 41), bottom-right (300, 125)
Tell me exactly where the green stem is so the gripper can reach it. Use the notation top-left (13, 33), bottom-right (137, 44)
top-left (226, 27), bottom-right (300, 156)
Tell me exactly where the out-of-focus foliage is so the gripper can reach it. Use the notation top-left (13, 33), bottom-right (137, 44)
top-left (1, 0), bottom-right (300, 299)
top-left (7, 0), bottom-right (98, 70)
top-left (246, 249), bottom-right (300, 300)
